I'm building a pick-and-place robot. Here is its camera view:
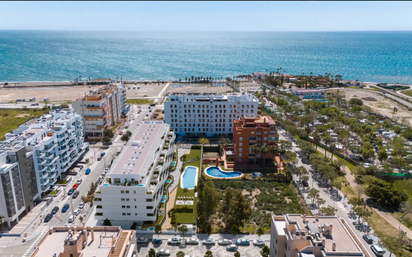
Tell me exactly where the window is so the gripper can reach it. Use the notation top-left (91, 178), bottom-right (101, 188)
top-left (122, 213), bottom-right (126, 216)
top-left (239, 153), bottom-right (242, 157)
top-left (239, 137), bottom-right (243, 142)
top-left (120, 190), bottom-right (124, 194)
top-left (122, 205), bottom-right (125, 208)
top-left (147, 206), bottom-right (154, 209)
top-left (127, 213), bottom-right (131, 216)
top-left (264, 137), bottom-right (267, 141)
top-left (239, 143), bottom-right (242, 147)
top-left (239, 148), bottom-right (242, 152)
top-left (121, 198), bottom-right (125, 201)
top-left (251, 131), bottom-right (255, 134)
top-left (239, 159), bottom-right (242, 163)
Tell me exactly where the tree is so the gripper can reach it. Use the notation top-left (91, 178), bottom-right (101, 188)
top-left (366, 181), bottom-right (405, 209)
top-left (204, 250), bottom-right (213, 257)
top-left (0, 215), bottom-right (4, 231)
top-left (205, 223), bottom-right (212, 238)
top-left (256, 227), bottom-right (264, 239)
top-left (154, 224), bottom-right (162, 238)
top-left (269, 144), bottom-right (278, 163)
top-left (103, 129), bottom-right (114, 139)
top-left (102, 135), bottom-right (112, 145)
top-left (102, 218), bottom-right (112, 226)
top-left (308, 188), bottom-right (320, 207)
top-left (234, 251), bottom-right (240, 257)
top-left (377, 233), bottom-right (404, 257)
top-left (121, 134), bottom-right (130, 142)
top-left (176, 251), bottom-right (185, 257)
top-left (319, 206), bottom-right (337, 216)
top-left (231, 224), bottom-right (239, 238)
top-left (349, 98), bottom-right (363, 106)
top-left (279, 140), bottom-right (292, 153)
top-left (251, 145), bottom-right (260, 166)
top-left (199, 137), bottom-right (209, 146)
top-left (354, 184), bottom-right (365, 201)
top-left (197, 179), bottom-right (220, 230)
top-left (218, 136), bottom-right (230, 156)
top-left (260, 145), bottom-right (269, 167)
top-left (126, 130), bottom-right (132, 137)
top-left (231, 190), bottom-right (252, 228)
top-left (178, 225), bottom-right (188, 239)
top-left (260, 245), bottom-right (270, 257)
top-left (148, 248), bottom-right (156, 257)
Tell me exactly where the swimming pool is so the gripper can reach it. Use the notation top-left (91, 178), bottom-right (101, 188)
top-left (181, 166), bottom-right (198, 189)
top-left (171, 161), bottom-right (176, 167)
top-left (205, 166), bottom-right (242, 178)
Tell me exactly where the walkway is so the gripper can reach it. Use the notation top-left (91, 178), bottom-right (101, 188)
top-left (162, 148), bottom-right (184, 230)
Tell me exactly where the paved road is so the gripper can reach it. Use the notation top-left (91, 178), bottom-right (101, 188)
top-left (0, 102), bottom-right (61, 109)
top-left (0, 105), bottom-right (151, 257)
top-left (278, 128), bottom-right (391, 257)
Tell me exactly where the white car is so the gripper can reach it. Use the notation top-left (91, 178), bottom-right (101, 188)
top-left (68, 215), bottom-right (75, 223)
top-left (202, 238), bottom-right (215, 245)
top-left (363, 163), bottom-right (371, 168)
top-left (185, 238), bottom-right (199, 245)
top-left (253, 239), bottom-right (265, 246)
top-left (156, 249), bottom-right (170, 256)
top-left (218, 239), bottom-right (233, 245)
top-left (76, 179), bottom-right (82, 185)
top-left (167, 237), bottom-right (181, 245)
top-left (73, 209), bottom-right (80, 216)
top-left (78, 202), bottom-right (84, 209)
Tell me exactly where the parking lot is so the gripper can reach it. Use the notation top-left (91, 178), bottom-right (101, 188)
top-left (136, 234), bottom-right (268, 257)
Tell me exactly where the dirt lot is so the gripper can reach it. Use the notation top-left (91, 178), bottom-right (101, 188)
top-left (344, 89), bottom-right (412, 126)
top-left (125, 82), bottom-right (169, 98)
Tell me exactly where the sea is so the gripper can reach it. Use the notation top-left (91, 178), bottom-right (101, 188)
top-left (0, 30), bottom-right (411, 84)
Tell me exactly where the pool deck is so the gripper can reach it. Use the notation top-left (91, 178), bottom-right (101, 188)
top-left (180, 165), bottom-right (199, 189)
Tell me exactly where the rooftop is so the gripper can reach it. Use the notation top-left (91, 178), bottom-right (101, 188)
top-left (274, 214), bottom-right (362, 254)
top-left (111, 121), bottom-right (166, 176)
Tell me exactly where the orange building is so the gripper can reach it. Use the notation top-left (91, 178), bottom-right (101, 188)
top-left (233, 115), bottom-right (279, 165)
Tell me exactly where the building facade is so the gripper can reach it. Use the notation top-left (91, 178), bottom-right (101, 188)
top-left (293, 89), bottom-right (324, 99)
top-left (270, 214), bottom-right (365, 257)
top-left (2, 109), bottom-right (88, 195)
top-left (164, 92), bottom-right (259, 137)
top-left (233, 115), bottom-right (279, 165)
top-left (94, 121), bottom-right (175, 224)
top-left (73, 83), bottom-right (128, 140)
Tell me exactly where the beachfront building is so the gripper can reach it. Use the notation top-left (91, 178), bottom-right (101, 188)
top-left (293, 89), bottom-right (324, 99)
top-left (0, 146), bottom-right (38, 228)
top-left (94, 121), bottom-right (175, 224)
top-left (164, 92), bottom-right (259, 137)
top-left (2, 109), bottom-right (88, 196)
top-left (232, 115), bottom-right (279, 165)
top-left (253, 72), bottom-right (267, 81)
top-left (29, 225), bottom-right (137, 257)
top-left (270, 214), bottom-right (365, 257)
top-left (72, 83), bottom-right (128, 140)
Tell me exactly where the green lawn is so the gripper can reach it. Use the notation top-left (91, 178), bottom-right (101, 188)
top-left (111, 122), bottom-right (121, 131)
top-left (126, 99), bottom-right (154, 105)
top-left (401, 90), bottom-right (412, 97)
top-left (0, 108), bottom-right (50, 140)
top-left (174, 148), bottom-right (202, 224)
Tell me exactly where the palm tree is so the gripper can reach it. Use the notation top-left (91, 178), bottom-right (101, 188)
top-left (0, 215), bottom-right (4, 232)
top-left (260, 145), bottom-right (269, 167)
top-left (269, 144), bottom-right (278, 166)
top-left (330, 144), bottom-right (336, 163)
top-left (313, 132), bottom-right (321, 150)
top-left (182, 188), bottom-right (189, 207)
top-left (251, 145), bottom-right (260, 166)
top-left (323, 134), bottom-right (331, 159)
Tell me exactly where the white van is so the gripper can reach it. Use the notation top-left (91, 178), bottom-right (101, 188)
top-left (371, 244), bottom-right (385, 257)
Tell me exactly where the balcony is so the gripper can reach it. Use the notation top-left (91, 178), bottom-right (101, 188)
top-left (39, 153), bottom-right (46, 159)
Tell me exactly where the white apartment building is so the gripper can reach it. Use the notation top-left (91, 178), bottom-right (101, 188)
top-left (73, 83), bottom-right (128, 140)
top-left (94, 121), bottom-right (175, 224)
top-left (3, 109), bottom-right (88, 195)
top-left (164, 92), bottom-right (259, 137)
top-left (270, 214), bottom-right (365, 257)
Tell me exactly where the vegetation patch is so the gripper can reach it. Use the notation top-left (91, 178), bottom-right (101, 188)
top-left (0, 108), bottom-right (50, 140)
top-left (126, 99), bottom-right (154, 105)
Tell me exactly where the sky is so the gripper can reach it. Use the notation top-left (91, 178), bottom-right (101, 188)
top-left (0, 1), bottom-right (411, 31)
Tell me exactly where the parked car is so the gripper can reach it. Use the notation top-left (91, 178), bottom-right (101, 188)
top-left (156, 249), bottom-right (170, 256)
top-left (302, 180), bottom-right (309, 187)
top-left (62, 204), bottom-right (69, 213)
top-left (253, 239), bottom-right (265, 246)
top-left (202, 238), bottom-right (215, 245)
top-left (68, 215), bottom-right (75, 223)
top-left (103, 168), bottom-right (109, 175)
top-left (78, 202), bottom-right (84, 209)
top-left (185, 238), bottom-right (199, 245)
top-left (226, 244), bottom-right (238, 252)
top-left (72, 191), bottom-right (79, 199)
top-left (363, 234), bottom-right (373, 244)
top-left (67, 188), bottom-right (74, 195)
top-left (51, 206), bottom-right (59, 214)
top-left (72, 183), bottom-right (78, 190)
top-left (152, 238), bottom-right (162, 244)
top-left (44, 213), bottom-right (53, 222)
top-left (236, 239), bottom-right (250, 246)
top-left (73, 209), bottom-right (81, 216)
top-left (85, 168), bottom-right (91, 175)
top-left (77, 179), bottom-right (82, 185)
top-left (218, 239), bottom-right (233, 245)
top-left (168, 237), bottom-right (181, 245)
top-left (371, 244), bottom-right (386, 257)
top-left (137, 237), bottom-right (149, 244)
top-left (119, 131), bottom-right (123, 135)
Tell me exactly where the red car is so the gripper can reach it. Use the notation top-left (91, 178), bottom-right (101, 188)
top-left (72, 183), bottom-right (78, 190)
top-left (119, 131), bottom-right (123, 135)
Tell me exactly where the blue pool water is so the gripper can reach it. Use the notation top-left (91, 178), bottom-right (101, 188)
top-left (103, 184), bottom-right (108, 187)
top-left (148, 227), bottom-right (154, 231)
top-left (182, 166), bottom-right (198, 189)
top-left (167, 179), bottom-right (171, 183)
top-left (171, 161), bottom-right (176, 167)
top-left (161, 199), bottom-right (166, 203)
top-left (206, 167), bottom-right (242, 178)
top-left (162, 196), bottom-right (166, 199)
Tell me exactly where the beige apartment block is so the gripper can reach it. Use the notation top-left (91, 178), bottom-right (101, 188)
top-left (270, 214), bottom-right (365, 257)
top-left (30, 225), bottom-right (136, 257)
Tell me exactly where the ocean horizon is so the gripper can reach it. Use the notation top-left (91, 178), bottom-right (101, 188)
top-left (0, 30), bottom-right (411, 84)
